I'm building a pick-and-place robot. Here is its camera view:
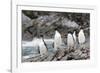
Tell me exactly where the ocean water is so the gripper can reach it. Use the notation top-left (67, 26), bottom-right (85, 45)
top-left (22, 47), bottom-right (39, 56)
top-left (22, 41), bottom-right (54, 57)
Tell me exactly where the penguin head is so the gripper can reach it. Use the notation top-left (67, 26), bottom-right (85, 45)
top-left (67, 33), bottom-right (72, 38)
top-left (80, 29), bottom-right (84, 33)
top-left (55, 30), bottom-right (61, 37)
top-left (73, 31), bottom-right (76, 35)
top-left (55, 30), bottom-right (59, 34)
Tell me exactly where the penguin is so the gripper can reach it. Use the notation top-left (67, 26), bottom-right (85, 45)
top-left (73, 31), bottom-right (76, 43)
top-left (78, 29), bottom-right (85, 44)
top-left (39, 38), bottom-right (48, 57)
top-left (67, 33), bottom-right (74, 50)
top-left (54, 30), bottom-right (62, 51)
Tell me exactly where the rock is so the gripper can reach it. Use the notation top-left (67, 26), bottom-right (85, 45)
top-left (22, 13), bottom-right (32, 28)
top-left (22, 10), bottom-right (38, 19)
top-left (43, 53), bottom-right (56, 61)
top-left (22, 54), bottom-right (41, 62)
top-left (22, 31), bottom-right (33, 41)
top-left (55, 49), bottom-right (65, 60)
top-left (61, 18), bottom-right (79, 29)
top-left (37, 55), bottom-right (48, 62)
top-left (61, 54), bottom-right (68, 60)
top-left (69, 49), bottom-right (82, 60)
top-left (80, 53), bottom-right (88, 59)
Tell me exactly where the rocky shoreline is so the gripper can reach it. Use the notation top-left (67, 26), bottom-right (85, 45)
top-left (22, 10), bottom-right (90, 62)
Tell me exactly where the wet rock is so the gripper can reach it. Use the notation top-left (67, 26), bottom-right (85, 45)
top-left (43, 53), bottom-right (56, 61)
top-left (55, 49), bottom-right (65, 60)
top-left (61, 54), bottom-right (68, 60)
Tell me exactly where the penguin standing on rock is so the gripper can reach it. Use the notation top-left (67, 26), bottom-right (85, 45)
top-left (67, 33), bottom-right (74, 51)
top-left (78, 29), bottom-right (86, 44)
top-left (39, 38), bottom-right (48, 57)
top-left (54, 30), bottom-right (62, 51)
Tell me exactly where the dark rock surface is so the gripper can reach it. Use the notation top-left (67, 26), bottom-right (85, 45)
top-left (22, 10), bottom-right (90, 41)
